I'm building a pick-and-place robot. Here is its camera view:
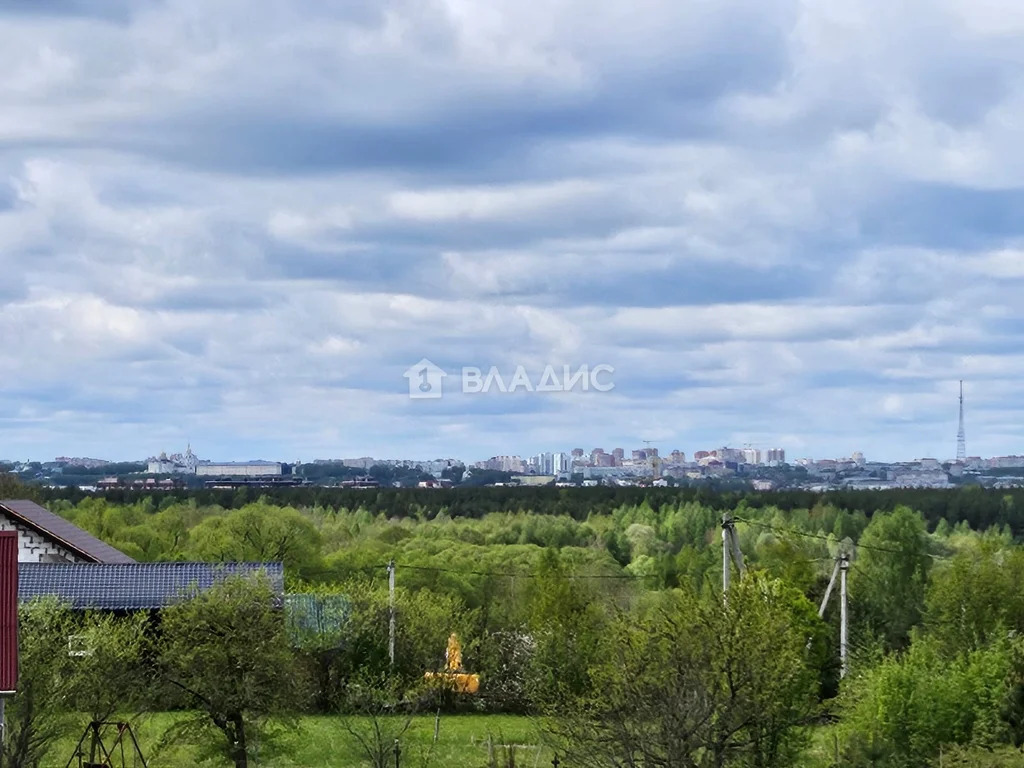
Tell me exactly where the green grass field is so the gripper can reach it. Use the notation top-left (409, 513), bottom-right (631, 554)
top-left (52, 713), bottom-right (552, 768)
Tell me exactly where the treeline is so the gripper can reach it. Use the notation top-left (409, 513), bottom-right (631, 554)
top-left (38, 484), bottom-right (1024, 534)
top-left (14, 480), bottom-right (1024, 766)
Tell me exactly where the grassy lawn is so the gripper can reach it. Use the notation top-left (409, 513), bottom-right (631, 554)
top-left (51, 713), bottom-right (552, 768)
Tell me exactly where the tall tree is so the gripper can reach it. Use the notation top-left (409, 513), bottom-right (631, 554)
top-left (159, 575), bottom-right (298, 768)
top-left (183, 502), bottom-right (323, 577)
top-left (1, 599), bottom-right (75, 768)
top-left (851, 506), bottom-right (932, 651)
top-left (553, 573), bottom-right (824, 768)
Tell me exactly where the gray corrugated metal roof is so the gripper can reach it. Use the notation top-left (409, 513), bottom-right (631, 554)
top-left (0, 500), bottom-right (136, 564)
top-left (18, 561), bottom-right (284, 610)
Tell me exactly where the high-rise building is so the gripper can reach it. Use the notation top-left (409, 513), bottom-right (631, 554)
top-left (553, 453), bottom-right (571, 474)
top-left (612, 448), bottom-right (624, 464)
top-left (766, 448), bottom-right (786, 464)
top-left (571, 448), bottom-right (584, 458)
top-left (530, 453), bottom-right (555, 474)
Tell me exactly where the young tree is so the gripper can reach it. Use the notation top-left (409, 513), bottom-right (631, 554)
top-left (850, 506), bottom-right (932, 650)
top-left (837, 635), bottom-right (1018, 767)
top-left (925, 544), bottom-right (1024, 655)
top-left (183, 502), bottom-right (323, 578)
top-left (553, 573), bottom-right (824, 768)
top-left (524, 549), bottom-right (609, 709)
top-left (1, 599), bottom-right (75, 768)
top-left (68, 611), bottom-right (152, 723)
top-left (159, 575), bottom-right (298, 768)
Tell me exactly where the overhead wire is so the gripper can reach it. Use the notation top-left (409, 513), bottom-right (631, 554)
top-left (304, 561), bottom-right (650, 580)
top-left (735, 516), bottom-right (948, 559)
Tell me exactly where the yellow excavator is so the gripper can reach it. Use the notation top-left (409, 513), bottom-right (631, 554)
top-left (424, 633), bottom-right (479, 694)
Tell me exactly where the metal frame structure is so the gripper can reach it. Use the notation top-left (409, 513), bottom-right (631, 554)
top-left (65, 721), bottom-right (149, 768)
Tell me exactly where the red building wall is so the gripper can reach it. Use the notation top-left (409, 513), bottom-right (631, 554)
top-left (0, 531), bottom-right (17, 693)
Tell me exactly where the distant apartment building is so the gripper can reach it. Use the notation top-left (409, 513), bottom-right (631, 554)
top-left (766, 448), bottom-right (786, 464)
top-left (552, 452), bottom-right (571, 474)
top-left (741, 448), bottom-right (761, 465)
top-left (582, 466), bottom-right (634, 481)
top-left (989, 456), bottom-right (1024, 468)
top-left (342, 457), bottom-right (376, 470)
top-left (612, 448), bottom-right (625, 463)
top-left (668, 450), bottom-right (686, 464)
top-left (419, 459), bottom-right (463, 477)
top-left (529, 453), bottom-right (555, 475)
top-left (693, 451), bottom-right (710, 461)
top-left (714, 447), bottom-right (743, 463)
top-left (476, 456), bottom-right (527, 473)
top-left (56, 457), bottom-right (111, 470)
top-left (196, 461), bottom-right (284, 478)
top-left (571, 448), bottom-right (584, 458)
top-left (632, 449), bottom-right (647, 461)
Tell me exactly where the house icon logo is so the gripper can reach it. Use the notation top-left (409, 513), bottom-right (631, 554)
top-left (404, 358), bottom-right (447, 399)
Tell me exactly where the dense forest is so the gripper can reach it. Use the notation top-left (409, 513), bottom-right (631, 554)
top-left (8, 482), bottom-right (1024, 766)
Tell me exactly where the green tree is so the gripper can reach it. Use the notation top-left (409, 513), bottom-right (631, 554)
top-left (68, 611), bottom-right (152, 722)
top-left (554, 573), bottom-right (824, 768)
top-left (0, 472), bottom-right (40, 502)
top-left (925, 545), bottom-right (1024, 654)
top-left (1, 599), bottom-right (75, 768)
top-left (851, 506), bottom-right (932, 650)
top-left (838, 636), bottom-right (1018, 767)
top-left (183, 502), bottom-right (323, 578)
top-left (159, 575), bottom-right (298, 768)
top-left (524, 549), bottom-right (608, 708)
top-left (290, 578), bottom-right (473, 712)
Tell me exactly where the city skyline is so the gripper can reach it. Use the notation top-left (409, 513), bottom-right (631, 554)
top-left (3, 3), bottom-right (1024, 462)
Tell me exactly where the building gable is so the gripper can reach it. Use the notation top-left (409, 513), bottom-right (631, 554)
top-left (0, 500), bottom-right (135, 564)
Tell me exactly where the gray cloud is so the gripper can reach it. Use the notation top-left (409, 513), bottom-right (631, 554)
top-left (1, 0), bottom-right (1023, 462)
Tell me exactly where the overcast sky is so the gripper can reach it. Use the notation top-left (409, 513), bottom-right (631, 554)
top-left (1, 0), bottom-right (1023, 464)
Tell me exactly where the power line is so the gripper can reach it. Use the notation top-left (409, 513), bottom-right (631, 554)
top-left (734, 517), bottom-right (947, 559)
top-left (305, 562), bottom-right (649, 581)
top-left (395, 562), bottom-right (647, 580)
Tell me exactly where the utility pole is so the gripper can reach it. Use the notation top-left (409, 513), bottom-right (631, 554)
top-left (721, 513), bottom-right (745, 596)
top-left (818, 559), bottom-right (841, 618)
top-left (388, 560), bottom-right (396, 668)
top-left (817, 540), bottom-right (852, 679)
top-left (839, 552), bottom-right (849, 679)
top-left (722, 518), bottom-right (731, 594)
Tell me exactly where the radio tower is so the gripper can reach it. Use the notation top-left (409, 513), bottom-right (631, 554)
top-left (956, 380), bottom-right (966, 462)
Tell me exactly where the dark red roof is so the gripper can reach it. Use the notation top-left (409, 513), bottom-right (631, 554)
top-left (0, 500), bottom-right (135, 565)
top-left (0, 531), bottom-right (17, 692)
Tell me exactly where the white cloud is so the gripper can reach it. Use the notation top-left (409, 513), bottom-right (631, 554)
top-left (1, 0), bottom-right (1024, 462)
